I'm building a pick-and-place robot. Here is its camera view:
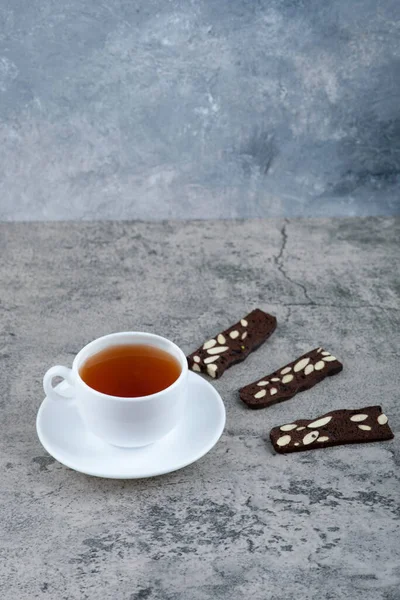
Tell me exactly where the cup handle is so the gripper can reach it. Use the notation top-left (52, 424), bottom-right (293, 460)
top-left (43, 366), bottom-right (75, 401)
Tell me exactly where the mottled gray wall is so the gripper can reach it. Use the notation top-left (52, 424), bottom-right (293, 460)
top-left (0, 0), bottom-right (399, 220)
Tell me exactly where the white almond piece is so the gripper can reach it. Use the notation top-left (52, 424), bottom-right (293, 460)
top-left (217, 334), bottom-right (226, 344)
top-left (314, 360), bottom-right (325, 371)
top-left (294, 442), bottom-right (300, 446)
top-left (276, 435), bottom-right (291, 447)
top-left (193, 356), bottom-right (201, 363)
top-left (282, 374), bottom-right (294, 384)
top-left (257, 380), bottom-right (269, 386)
top-left (294, 357), bottom-right (310, 372)
top-left (241, 331), bottom-right (247, 340)
top-left (322, 356), bottom-right (337, 362)
top-left (280, 424), bottom-right (297, 432)
top-left (229, 330), bottom-right (239, 339)
top-left (254, 389), bottom-right (266, 399)
top-left (377, 414), bottom-right (388, 425)
top-left (308, 416), bottom-right (332, 428)
top-left (203, 339), bottom-right (216, 350)
top-left (296, 426), bottom-right (305, 431)
top-left (207, 346), bottom-right (229, 355)
top-left (304, 364), bottom-right (314, 375)
top-left (317, 347), bottom-right (322, 353)
top-left (317, 436), bottom-right (329, 442)
top-left (303, 431), bottom-right (319, 445)
top-left (241, 319), bottom-right (248, 327)
top-left (271, 377), bottom-right (280, 382)
top-left (192, 364), bottom-right (201, 372)
top-left (270, 387), bottom-right (278, 396)
top-left (358, 424), bottom-right (371, 431)
top-left (321, 351), bottom-right (330, 356)
top-left (207, 364), bottom-right (218, 378)
top-left (204, 355), bottom-right (219, 364)
top-left (281, 366), bottom-right (292, 375)
top-left (350, 414), bottom-right (368, 422)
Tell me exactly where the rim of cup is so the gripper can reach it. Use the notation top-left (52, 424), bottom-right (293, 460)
top-left (72, 331), bottom-right (188, 402)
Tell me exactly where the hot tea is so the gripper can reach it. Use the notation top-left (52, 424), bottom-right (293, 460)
top-left (79, 344), bottom-right (181, 397)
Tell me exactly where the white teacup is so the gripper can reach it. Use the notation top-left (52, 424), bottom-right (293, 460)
top-left (43, 332), bottom-right (188, 448)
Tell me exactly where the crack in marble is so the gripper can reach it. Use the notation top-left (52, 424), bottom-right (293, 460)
top-left (274, 222), bottom-right (316, 305)
top-left (283, 306), bottom-right (292, 324)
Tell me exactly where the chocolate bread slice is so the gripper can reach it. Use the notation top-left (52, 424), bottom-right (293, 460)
top-left (270, 406), bottom-right (394, 454)
top-left (187, 309), bottom-right (277, 379)
top-left (240, 347), bottom-right (342, 409)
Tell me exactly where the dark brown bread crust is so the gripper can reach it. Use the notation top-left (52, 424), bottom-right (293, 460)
top-left (270, 406), bottom-right (394, 454)
top-left (187, 309), bottom-right (277, 379)
top-left (239, 347), bottom-right (342, 409)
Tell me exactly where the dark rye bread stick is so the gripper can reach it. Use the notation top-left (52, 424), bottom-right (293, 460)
top-left (187, 309), bottom-right (277, 379)
top-left (270, 406), bottom-right (394, 454)
top-left (239, 347), bottom-right (342, 409)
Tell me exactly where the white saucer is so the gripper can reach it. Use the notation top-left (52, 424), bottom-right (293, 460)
top-left (36, 372), bottom-right (225, 479)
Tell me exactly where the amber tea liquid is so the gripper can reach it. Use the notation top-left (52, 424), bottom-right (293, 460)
top-left (79, 344), bottom-right (181, 397)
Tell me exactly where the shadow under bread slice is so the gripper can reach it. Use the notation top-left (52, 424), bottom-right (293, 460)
top-left (239, 347), bottom-right (342, 409)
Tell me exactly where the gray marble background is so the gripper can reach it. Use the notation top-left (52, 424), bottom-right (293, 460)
top-left (0, 0), bottom-right (399, 220)
top-left (1, 218), bottom-right (399, 600)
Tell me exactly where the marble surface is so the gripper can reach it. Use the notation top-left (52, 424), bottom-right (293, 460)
top-left (1, 218), bottom-right (399, 599)
top-left (0, 1), bottom-right (400, 220)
